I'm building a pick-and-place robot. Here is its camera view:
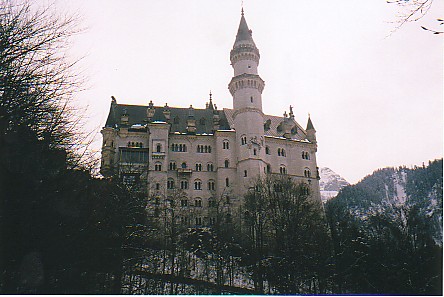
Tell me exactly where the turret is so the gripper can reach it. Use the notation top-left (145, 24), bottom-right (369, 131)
top-left (229, 9), bottom-right (267, 194)
top-left (306, 116), bottom-right (317, 143)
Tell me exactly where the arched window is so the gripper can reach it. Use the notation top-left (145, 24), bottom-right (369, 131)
top-left (280, 165), bottom-right (287, 174)
top-left (181, 199), bottom-right (188, 207)
top-left (181, 162), bottom-right (187, 168)
top-left (156, 143), bottom-right (162, 153)
top-left (225, 177), bottom-right (230, 187)
top-left (253, 148), bottom-right (257, 155)
top-left (208, 180), bottom-right (215, 191)
top-left (266, 164), bottom-right (271, 173)
top-left (223, 140), bottom-right (229, 149)
top-left (304, 168), bottom-right (311, 178)
top-left (244, 170), bottom-right (248, 177)
top-left (207, 163), bottom-right (214, 171)
top-left (195, 199), bottom-right (202, 207)
top-left (241, 135), bottom-right (247, 145)
top-left (155, 163), bottom-right (162, 171)
top-left (194, 180), bottom-right (202, 190)
top-left (265, 146), bottom-right (270, 155)
top-left (169, 161), bottom-right (177, 171)
top-left (195, 163), bottom-right (202, 171)
top-left (180, 180), bottom-right (188, 189)
top-left (167, 179), bottom-right (175, 189)
top-left (224, 160), bottom-right (229, 168)
top-left (278, 148), bottom-right (281, 156)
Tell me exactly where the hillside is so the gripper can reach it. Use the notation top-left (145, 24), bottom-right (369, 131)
top-left (325, 159), bottom-right (443, 295)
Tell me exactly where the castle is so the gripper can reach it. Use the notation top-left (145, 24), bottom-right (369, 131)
top-left (101, 10), bottom-right (321, 225)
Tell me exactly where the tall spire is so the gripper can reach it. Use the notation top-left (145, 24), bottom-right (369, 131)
top-left (234, 9), bottom-right (255, 47)
top-left (306, 115), bottom-right (316, 131)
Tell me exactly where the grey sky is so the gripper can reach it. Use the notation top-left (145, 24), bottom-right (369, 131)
top-left (60, 0), bottom-right (443, 184)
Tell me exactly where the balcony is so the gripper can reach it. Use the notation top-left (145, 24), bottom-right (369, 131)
top-left (151, 152), bottom-right (166, 159)
top-left (177, 168), bottom-right (192, 175)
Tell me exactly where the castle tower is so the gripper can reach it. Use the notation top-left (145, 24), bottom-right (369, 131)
top-left (228, 10), bottom-right (267, 193)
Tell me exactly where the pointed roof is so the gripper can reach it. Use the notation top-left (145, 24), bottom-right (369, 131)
top-left (306, 116), bottom-right (316, 131)
top-left (234, 10), bottom-right (255, 47)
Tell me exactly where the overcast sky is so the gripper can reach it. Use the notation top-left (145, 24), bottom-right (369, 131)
top-left (59, 0), bottom-right (443, 184)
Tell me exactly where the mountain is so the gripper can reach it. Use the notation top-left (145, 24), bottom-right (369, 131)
top-left (328, 159), bottom-right (443, 244)
top-left (324, 159), bottom-right (443, 295)
top-left (319, 167), bottom-right (350, 202)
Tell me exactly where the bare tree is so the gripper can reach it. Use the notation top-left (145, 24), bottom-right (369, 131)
top-left (0, 0), bottom-right (88, 166)
top-left (387, 0), bottom-right (442, 34)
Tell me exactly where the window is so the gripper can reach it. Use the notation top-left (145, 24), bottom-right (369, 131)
top-left (278, 148), bottom-right (286, 157)
top-left (253, 148), bottom-right (257, 155)
top-left (244, 170), bottom-right (248, 177)
top-left (265, 146), bottom-right (270, 155)
top-left (155, 183), bottom-right (160, 190)
top-left (195, 163), bottom-right (202, 171)
top-left (241, 136), bottom-right (247, 145)
top-left (197, 145), bottom-right (212, 153)
top-left (169, 162), bottom-right (177, 170)
top-left (224, 160), bottom-right (229, 168)
top-left (223, 140), bottom-right (230, 149)
top-left (195, 199), bottom-right (202, 207)
top-left (195, 217), bottom-right (202, 226)
top-left (171, 143), bottom-right (187, 152)
top-left (181, 199), bottom-right (188, 207)
top-left (181, 162), bottom-right (187, 168)
top-left (304, 168), bottom-right (311, 178)
top-left (208, 180), bottom-right (215, 191)
top-left (280, 166), bottom-right (287, 174)
top-left (156, 143), bottom-right (162, 153)
top-left (207, 163), bottom-right (214, 171)
top-left (250, 96), bottom-right (253, 103)
top-left (208, 199), bottom-right (216, 208)
top-left (167, 179), bottom-right (175, 189)
top-left (302, 151), bottom-right (310, 160)
top-left (180, 180), bottom-right (189, 189)
top-left (266, 164), bottom-right (271, 173)
top-left (154, 163), bottom-right (162, 171)
top-left (127, 141), bottom-right (143, 148)
top-left (119, 148), bottom-right (148, 163)
top-left (173, 116), bottom-right (180, 124)
top-left (122, 174), bottom-right (136, 185)
top-left (194, 180), bottom-right (202, 190)
top-left (181, 216), bottom-right (188, 225)
top-left (209, 217), bottom-right (216, 225)
top-left (225, 178), bottom-right (230, 187)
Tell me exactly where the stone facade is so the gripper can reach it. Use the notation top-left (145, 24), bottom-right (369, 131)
top-left (100, 11), bottom-right (321, 226)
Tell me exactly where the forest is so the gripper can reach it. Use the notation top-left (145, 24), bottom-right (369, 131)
top-left (0, 0), bottom-right (442, 294)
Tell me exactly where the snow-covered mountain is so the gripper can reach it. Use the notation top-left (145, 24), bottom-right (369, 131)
top-left (327, 159), bottom-right (443, 245)
top-left (319, 167), bottom-right (350, 202)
